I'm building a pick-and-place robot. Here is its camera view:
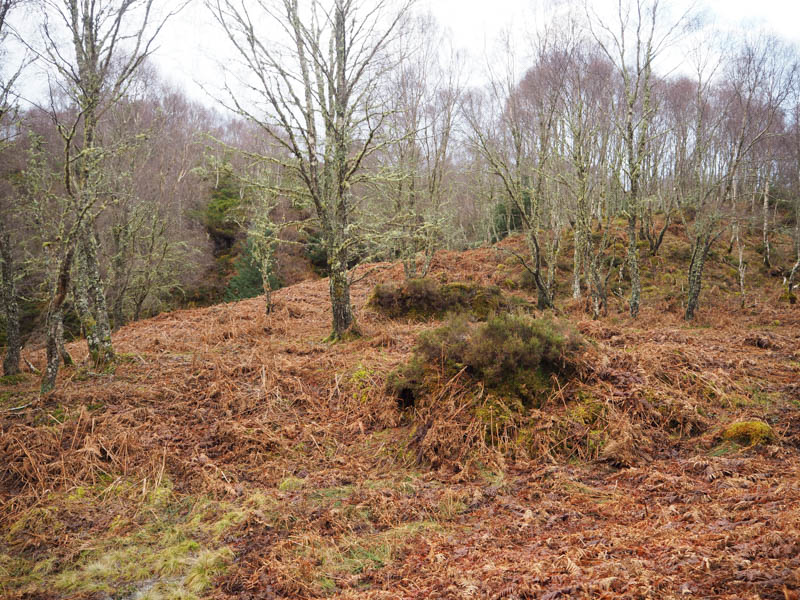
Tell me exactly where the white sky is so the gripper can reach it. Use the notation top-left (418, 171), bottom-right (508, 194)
top-left (151, 0), bottom-right (800, 102)
top-left (9, 0), bottom-right (800, 105)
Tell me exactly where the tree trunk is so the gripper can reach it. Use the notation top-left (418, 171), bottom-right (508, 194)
top-left (42, 309), bottom-right (62, 394)
top-left (762, 179), bottom-right (771, 268)
top-left (0, 224), bottom-right (21, 376)
top-left (788, 259), bottom-right (799, 294)
top-left (111, 291), bottom-right (125, 330)
top-left (327, 228), bottom-right (357, 340)
top-left (524, 230), bottom-right (553, 310)
top-left (261, 257), bottom-right (273, 315)
top-left (737, 247), bottom-right (747, 309)
top-left (41, 248), bottom-right (74, 394)
top-left (627, 215), bottom-right (641, 318)
top-left (58, 314), bottom-right (73, 367)
top-left (109, 219), bottom-right (130, 329)
top-left (82, 229), bottom-right (114, 365)
top-left (72, 247), bottom-right (100, 358)
top-left (685, 238), bottom-right (710, 321)
top-left (328, 263), bottom-right (355, 339)
top-left (73, 231), bottom-right (114, 366)
top-left (589, 256), bottom-right (606, 321)
top-left (571, 225), bottom-right (583, 300)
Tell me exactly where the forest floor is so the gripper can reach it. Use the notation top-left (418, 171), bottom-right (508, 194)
top-left (1, 228), bottom-right (800, 600)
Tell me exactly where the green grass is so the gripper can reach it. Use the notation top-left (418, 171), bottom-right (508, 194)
top-left (1, 478), bottom-right (242, 598)
top-left (309, 485), bottom-right (355, 502)
top-left (0, 373), bottom-right (27, 385)
top-left (300, 521), bottom-right (441, 594)
top-left (278, 476), bottom-right (306, 492)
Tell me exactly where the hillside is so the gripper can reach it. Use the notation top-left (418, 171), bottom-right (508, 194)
top-left (1, 227), bottom-right (800, 600)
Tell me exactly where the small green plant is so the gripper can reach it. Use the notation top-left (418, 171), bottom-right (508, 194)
top-left (224, 240), bottom-right (282, 301)
top-left (278, 476), bottom-right (305, 492)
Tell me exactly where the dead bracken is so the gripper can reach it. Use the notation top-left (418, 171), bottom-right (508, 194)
top-left (1, 239), bottom-right (800, 600)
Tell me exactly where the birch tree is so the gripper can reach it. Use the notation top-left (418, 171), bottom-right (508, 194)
top-left (210, 0), bottom-right (413, 340)
top-left (34, 0), bottom-right (180, 391)
top-left (463, 34), bottom-right (565, 309)
top-left (682, 34), bottom-right (795, 320)
top-left (787, 88), bottom-right (800, 294)
top-left (587, 0), bottom-right (693, 317)
top-left (379, 14), bottom-right (462, 279)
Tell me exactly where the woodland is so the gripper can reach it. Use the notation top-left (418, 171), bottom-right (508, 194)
top-left (1, 0), bottom-right (799, 599)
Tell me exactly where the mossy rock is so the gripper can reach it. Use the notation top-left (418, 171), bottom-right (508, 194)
top-left (722, 421), bottom-right (774, 446)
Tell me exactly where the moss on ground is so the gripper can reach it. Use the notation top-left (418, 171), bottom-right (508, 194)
top-left (1, 478), bottom-right (241, 599)
top-left (0, 373), bottom-right (27, 385)
top-left (722, 420), bottom-right (774, 446)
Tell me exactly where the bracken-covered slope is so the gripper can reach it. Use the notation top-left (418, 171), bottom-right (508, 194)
top-left (1, 230), bottom-right (799, 600)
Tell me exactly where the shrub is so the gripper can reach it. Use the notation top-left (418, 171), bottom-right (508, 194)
top-left (303, 228), bottom-right (366, 276)
top-left (368, 279), bottom-right (518, 320)
top-left (303, 229), bottom-right (329, 276)
top-left (370, 278), bottom-right (441, 318)
top-left (490, 195), bottom-right (530, 243)
top-left (390, 313), bottom-right (582, 408)
top-left (194, 168), bottom-right (242, 253)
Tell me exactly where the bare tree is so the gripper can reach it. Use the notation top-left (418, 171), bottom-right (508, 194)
top-left (97, 79), bottom-right (213, 326)
top-left (210, 0), bottom-right (414, 340)
top-left (32, 0), bottom-right (182, 391)
top-left (787, 87), bottom-right (800, 295)
top-left (463, 32), bottom-right (566, 309)
top-left (587, 0), bottom-right (694, 317)
top-left (682, 33), bottom-right (795, 320)
top-left (378, 14), bottom-right (462, 279)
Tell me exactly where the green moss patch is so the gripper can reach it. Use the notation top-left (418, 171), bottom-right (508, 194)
top-left (722, 420), bottom-right (774, 446)
top-left (2, 478), bottom-right (239, 599)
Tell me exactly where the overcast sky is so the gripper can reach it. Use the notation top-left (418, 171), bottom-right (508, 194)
top-left (10, 0), bottom-right (800, 105)
top-left (147, 0), bottom-right (800, 102)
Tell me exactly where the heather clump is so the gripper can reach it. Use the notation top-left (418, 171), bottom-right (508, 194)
top-left (389, 313), bottom-right (582, 408)
top-left (368, 279), bottom-right (523, 320)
